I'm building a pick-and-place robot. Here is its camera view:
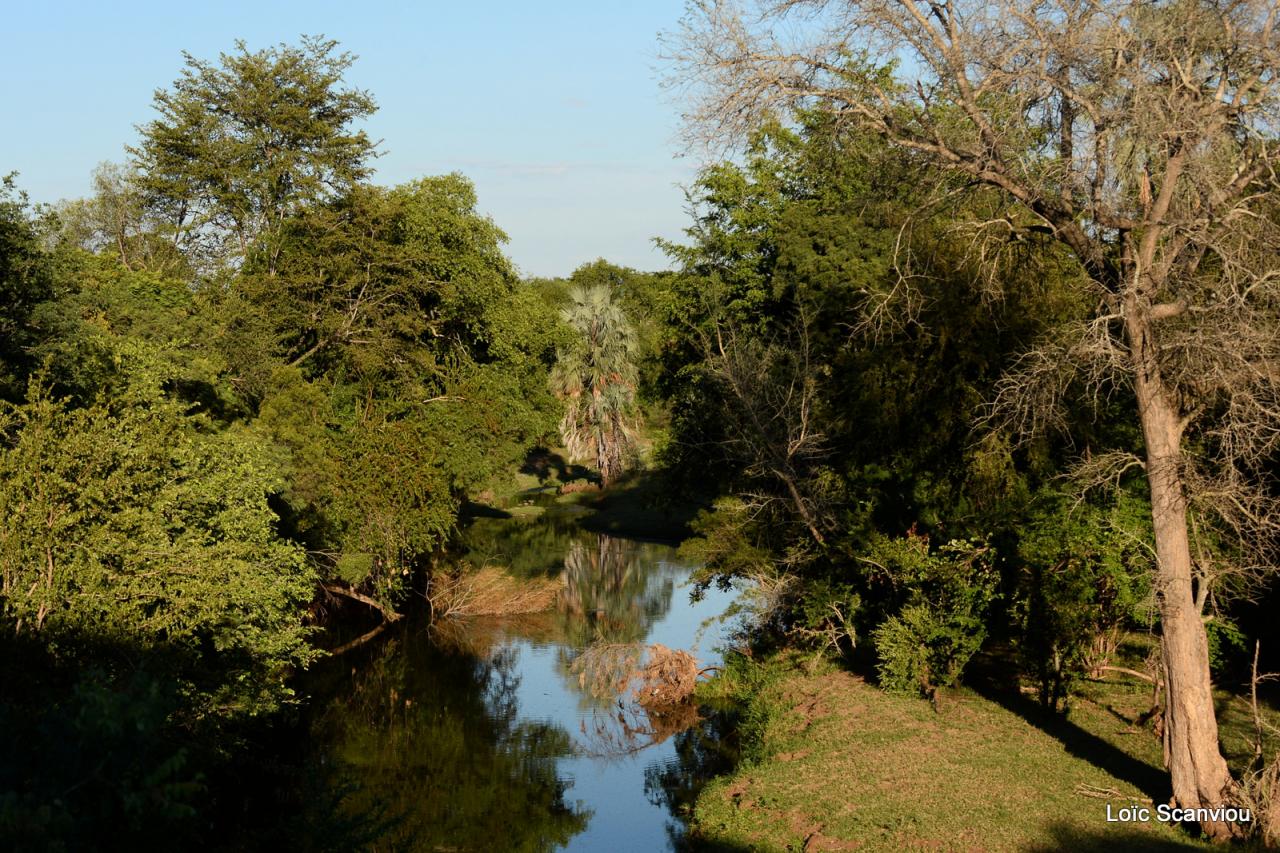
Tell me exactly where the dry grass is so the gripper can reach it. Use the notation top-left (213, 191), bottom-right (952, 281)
top-left (429, 565), bottom-right (561, 620)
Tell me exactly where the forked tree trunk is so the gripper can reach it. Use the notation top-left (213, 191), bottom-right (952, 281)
top-left (1129, 306), bottom-right (1239, 841)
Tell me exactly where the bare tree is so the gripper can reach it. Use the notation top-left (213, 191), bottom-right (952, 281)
top-left (698, 309), bottom-right (831, 546)
top-left (670, 0), bottom-right (1280, 838)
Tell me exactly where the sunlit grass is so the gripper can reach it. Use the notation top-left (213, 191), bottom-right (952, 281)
top-left (689, 652), bottom-right (1221, 851)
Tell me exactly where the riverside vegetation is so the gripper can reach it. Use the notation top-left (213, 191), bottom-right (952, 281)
top-left (3, 2), bottom-right (1280, 847)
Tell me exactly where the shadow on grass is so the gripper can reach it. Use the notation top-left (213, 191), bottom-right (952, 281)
top-left (966, 652), bottom-right (1171, 806)
top-left (574, 470), bottom-right (707, 543)
top-left (682, 825), bottom-right (1205, 852)
top-left (683, 840), bottom-right (757, 852)
top-left (1023, 821), bottom-right (1205, 851)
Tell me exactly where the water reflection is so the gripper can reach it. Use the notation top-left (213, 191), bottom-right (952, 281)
top-left (309, 509), bottom-right (737, 851)
top-left (311, 636), bottom-right (589, 851)
top-left (558, 536), bottom-right (674, 645)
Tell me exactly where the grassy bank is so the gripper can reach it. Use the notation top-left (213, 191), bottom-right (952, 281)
top-left (687, 653), bottom-right (1226, 852)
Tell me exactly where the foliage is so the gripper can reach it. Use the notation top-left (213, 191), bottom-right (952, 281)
top-left (657, 117), bottom-right (1079, 698)
top-left (54, 162), bottom-right (191, 277)
top-left (0, 176), bottom-right (55, 399)
top-left (0, 36), bottom-right (577, 843)
top-left (232, 171), bottom-right (560, 597)
top-left (27, 251), bottom-right (226, 407)
top-left (0, 664), bottom-right (201, 852)
top-left (130, 36), bottom-right (377, 271)
top-left (1014, 488), bottom-right (1155, 710)
top-left (550, 283), bottom-right (640, 483)
top-left (0, 384), bottom-right (317, 716)
top-left (673, 0), bottom-right (1280, 828)
top-left (865, 536), bottom-right (998, 698)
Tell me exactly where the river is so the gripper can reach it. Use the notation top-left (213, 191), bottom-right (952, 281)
top-left (300, 507), bottom-right (739, 851)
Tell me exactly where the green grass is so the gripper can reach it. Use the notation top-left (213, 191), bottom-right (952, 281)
top-left (688, 653), bottom-right (1220, 852)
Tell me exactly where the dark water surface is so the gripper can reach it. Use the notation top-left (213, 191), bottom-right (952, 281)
top-left (304, 509), bottom-right (739, 851)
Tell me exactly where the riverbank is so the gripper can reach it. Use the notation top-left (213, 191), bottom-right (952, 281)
top-left (472, 457), bottom-right (704, 544)
top-left (686, 652), bottom-right (1227, 851)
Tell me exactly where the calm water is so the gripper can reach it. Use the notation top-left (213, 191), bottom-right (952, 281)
top-left (305, 509), bottom-right (739, 851)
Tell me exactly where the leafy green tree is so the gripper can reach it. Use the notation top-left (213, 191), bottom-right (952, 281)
top-left (130, 36), bottom-right (377, 273)
top-left (660, 113), bottom-right (1118, 699)
top-left (256, 364), bottom-right (551, 609)
top-left (557, 260), bottom-right (675, 402)
top-left (550, 285), bottom-right (640, 484)
top-left (1015, 488), bottom-right (1155, 711)
top-left (675, 0), bottom-right (1280, 828)
top-left (28, 251), bottom-right (226, 408)
top-left (0, 383), bottom-right (317, 716)
top-left (216, 173), bottom-right (556, 403)
top-left (868, 535), bottom-right (998, 702)
top-left (238, 173), bottom-right (559, 603)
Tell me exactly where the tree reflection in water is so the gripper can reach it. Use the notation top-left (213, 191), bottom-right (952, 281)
top-left (310, 634), bottom-right (590, 852)
top-left (644, 708), bottom-right (742, 843)
top-left (305, 511), bottom-right (737, 851)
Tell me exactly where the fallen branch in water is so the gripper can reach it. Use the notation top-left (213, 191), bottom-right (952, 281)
top-left (634, 644), bottom-right (701, 708)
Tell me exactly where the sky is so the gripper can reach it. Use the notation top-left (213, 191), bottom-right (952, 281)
top-left (2, 1), bottom-right (699, 278)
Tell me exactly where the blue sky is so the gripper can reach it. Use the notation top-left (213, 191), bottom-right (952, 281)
top-left (2, 1), bottom-right (698, 277)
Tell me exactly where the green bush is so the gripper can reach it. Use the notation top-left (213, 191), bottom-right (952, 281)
top-left (1014, 490), bottom-right (1153, 711)
top-left (874, 603), bottom-right (988, 698)
top-left (864, 536), bottom-right (998, 699)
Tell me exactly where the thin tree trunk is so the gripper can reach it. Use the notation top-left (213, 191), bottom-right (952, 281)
top-left (1128, 304), bottom-right (1238, 841)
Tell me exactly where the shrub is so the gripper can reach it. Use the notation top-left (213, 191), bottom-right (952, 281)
top-left (1015, 491), bottom-right (1153, 711)
top-left (874, 604), bottom-right (988, 699)
top-left (864, 535), bottom-right (998, 701)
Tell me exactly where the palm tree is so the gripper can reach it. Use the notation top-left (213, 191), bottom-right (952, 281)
top-left (550, 285), bottom-right (638, 484)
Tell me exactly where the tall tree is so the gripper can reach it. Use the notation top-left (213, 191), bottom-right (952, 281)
top-left (551, 285), bottom-right (640, 484)
top-left (130, 36), bottom-right (377, 273)
top-left (672, 0), bottom-right (1280, 835)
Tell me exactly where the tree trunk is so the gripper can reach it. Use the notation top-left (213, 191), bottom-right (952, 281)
top-left (1128, 306), bottom-right (1239, 841)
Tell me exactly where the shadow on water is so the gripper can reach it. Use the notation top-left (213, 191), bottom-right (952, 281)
top-left (0, 627), bottom-right (382, 853)
top-left (302, 627), bottom-right (590, 852)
